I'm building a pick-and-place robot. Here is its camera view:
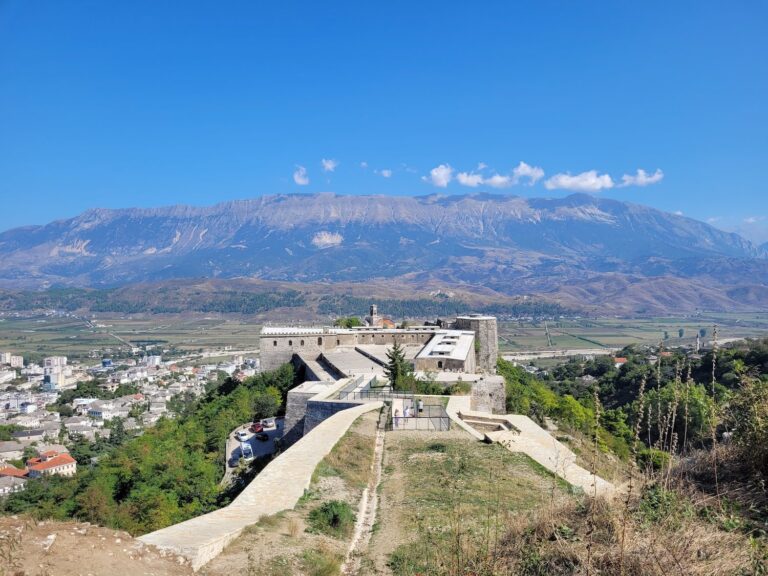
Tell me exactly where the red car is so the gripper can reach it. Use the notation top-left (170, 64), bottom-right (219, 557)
top-left (249, 422), bottom-right (264, 433)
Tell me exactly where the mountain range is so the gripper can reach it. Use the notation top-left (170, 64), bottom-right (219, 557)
top-left (1, 193), bottom-right (766, 314)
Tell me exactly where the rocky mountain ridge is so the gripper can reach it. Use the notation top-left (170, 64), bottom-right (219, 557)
top-left (0, 193), bottom-right (766, 312)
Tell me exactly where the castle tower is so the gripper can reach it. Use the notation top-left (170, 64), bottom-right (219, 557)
top-left (453, 315), bottom-right (498, 373)
top-left (366, 304), bottom-right (380, 327)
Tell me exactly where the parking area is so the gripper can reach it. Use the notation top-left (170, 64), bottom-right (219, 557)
top-left (222, 418), bottom-right (285, 485)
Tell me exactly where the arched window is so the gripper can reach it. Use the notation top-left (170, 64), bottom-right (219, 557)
top-left (318, 337), bottom-right (323, 345)
top-left (288, 340), bottom-right (293, 346)
top-left (437, 360), bottom-right (443, 369)
top-left (273, 340), bottom-right (277, 347)
top-left (300, 340), bottom-right (305, 346)
top-left (337, 339), bottom-right (340, 345)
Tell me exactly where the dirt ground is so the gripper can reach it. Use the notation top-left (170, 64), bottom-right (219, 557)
top-left (1, 516), bottom-right (194, 576)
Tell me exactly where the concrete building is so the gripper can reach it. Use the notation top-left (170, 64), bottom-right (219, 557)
top-left (44, 356), bottom-right (68, 369)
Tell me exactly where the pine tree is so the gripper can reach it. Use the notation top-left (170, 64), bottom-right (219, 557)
top-left (384, 342), bottom-right (409, 388)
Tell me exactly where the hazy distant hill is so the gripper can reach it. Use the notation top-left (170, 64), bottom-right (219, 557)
top-left (0, 193), bottom-right (766, 312)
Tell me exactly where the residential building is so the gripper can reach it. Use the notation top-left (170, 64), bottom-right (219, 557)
top-left (0, 476), bottom-right (26, 496)
top-left (0, 465), bottom-right (27, 479)
top-left (0, 441), bottom-right (24, 462)
top-left (26, 451), bottom-right (77, 478)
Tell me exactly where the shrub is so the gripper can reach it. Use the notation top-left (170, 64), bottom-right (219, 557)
top-left (301, 548), bottom-right (342, 576)
top-left (308, 500), bottom-right (356, 538)
top-left (637, 447), bottom-right (671, 472)
top-left (728, 377), bottom-right (768, 479)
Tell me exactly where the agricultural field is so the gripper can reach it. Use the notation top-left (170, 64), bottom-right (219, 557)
top-left (499, 312), bottom-right (768, 353)
top-left (2, 310), bottom-right (767, 364)
top-left (0, 314), bottom-right (264, 362)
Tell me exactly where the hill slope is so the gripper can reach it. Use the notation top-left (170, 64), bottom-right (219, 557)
top-left (0, 193), bottom-right (766, 311)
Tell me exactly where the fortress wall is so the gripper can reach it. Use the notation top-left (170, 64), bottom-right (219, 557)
top-left (260, 330), bottom-right (436, 371)
top-left (454, 316), bottom-right (498, 373)
top-left (303, 400), bottom-right (364, 436)
top-left (470, 376), bottom-right (506, 414)
top-left (282, 388), bottom-right (315, 447)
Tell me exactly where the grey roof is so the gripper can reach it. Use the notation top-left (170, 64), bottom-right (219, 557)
top-left (0, 476), bottom-right (26, 488)
top-left (0, 441), bottom-right (23, 454)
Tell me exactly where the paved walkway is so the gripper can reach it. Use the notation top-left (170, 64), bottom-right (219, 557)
top-left (139, 402), bottom-right (383, 571)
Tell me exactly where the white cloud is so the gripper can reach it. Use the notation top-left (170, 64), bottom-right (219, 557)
top-left (619, 168), bottom-right (664, 187)
top-left (456, 171), bottom-right (484, 187)
top-left (512, 161), bottom-right (544, 184)
top-left (484, 173), bottom-right (513, 188)
top-left (544, 170), bottom-right (614, 192)
top-left (706, 217), bottom-right (721, 224)
top-left (673, 210), bottom-right (684, 216)
top-left (360, 161), bottom-right (368, 169)
top-left (453, 160), bottom-right (544, 188)
top-left (744, 216), bottom-right (764, 224)
top-left (379, 169), bottom-right (392, 178)
top-left (423, 164), bottom-right (454, 188)
top-left (293, 165), bottom-right (309, 186)
top-left (321, 158), bottom-right (339, 172)
top-left (311, 231), bottom-right (343, 249)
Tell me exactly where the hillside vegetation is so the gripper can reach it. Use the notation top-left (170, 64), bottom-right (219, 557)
top-left (0, 365), bottom-right (294, 534)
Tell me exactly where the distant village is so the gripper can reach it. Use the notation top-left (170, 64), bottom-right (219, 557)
top-left (0, 347), bottom-right (259, 496)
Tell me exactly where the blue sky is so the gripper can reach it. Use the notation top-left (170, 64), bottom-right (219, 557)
top-left (1, 1), bottom-right (767, 242)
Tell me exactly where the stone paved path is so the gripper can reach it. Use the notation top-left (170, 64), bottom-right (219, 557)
top-left (139, 402), bottom-right (383, 571)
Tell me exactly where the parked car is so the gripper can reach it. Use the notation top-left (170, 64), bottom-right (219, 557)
top-left (260, 417), bottom-right (276, 429)
top-left (235, 430), bottom-right (249, 442)
top-left (254, 432), bottom-right (269, 442)
top-left (240, 442), bottom-right (254, 462)
top-left (249, 422), bottom-right (264, 433)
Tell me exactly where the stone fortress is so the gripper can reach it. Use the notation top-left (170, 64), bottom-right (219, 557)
top-left (140, 305), bottom-right (614, 570)
top-left (259, 305), bottom-right (505, 445)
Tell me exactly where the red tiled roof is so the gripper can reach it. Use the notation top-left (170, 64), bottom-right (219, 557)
top-left (614, 357), bottom-right (628, 363)
top-left (0, 466), bottom-right (27, 478)
top-left (27, 453), bottom-right (76, 472)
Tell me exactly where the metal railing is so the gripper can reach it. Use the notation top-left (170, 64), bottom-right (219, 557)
top-left (337, 388), bottom-right (412, 401)
top-left (389, 404), bottom-right (451, 431)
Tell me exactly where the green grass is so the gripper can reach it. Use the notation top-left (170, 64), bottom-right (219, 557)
top-left (381, 434), bottom-right (574, 575)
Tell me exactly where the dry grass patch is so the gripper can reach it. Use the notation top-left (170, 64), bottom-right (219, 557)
top-left (374, 431), bottom-right (573, 575)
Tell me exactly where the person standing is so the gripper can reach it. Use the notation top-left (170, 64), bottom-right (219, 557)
top-left (393, 408), bottom-right (400, 429)
top-left (417, 398), bottom-right (424, 415)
